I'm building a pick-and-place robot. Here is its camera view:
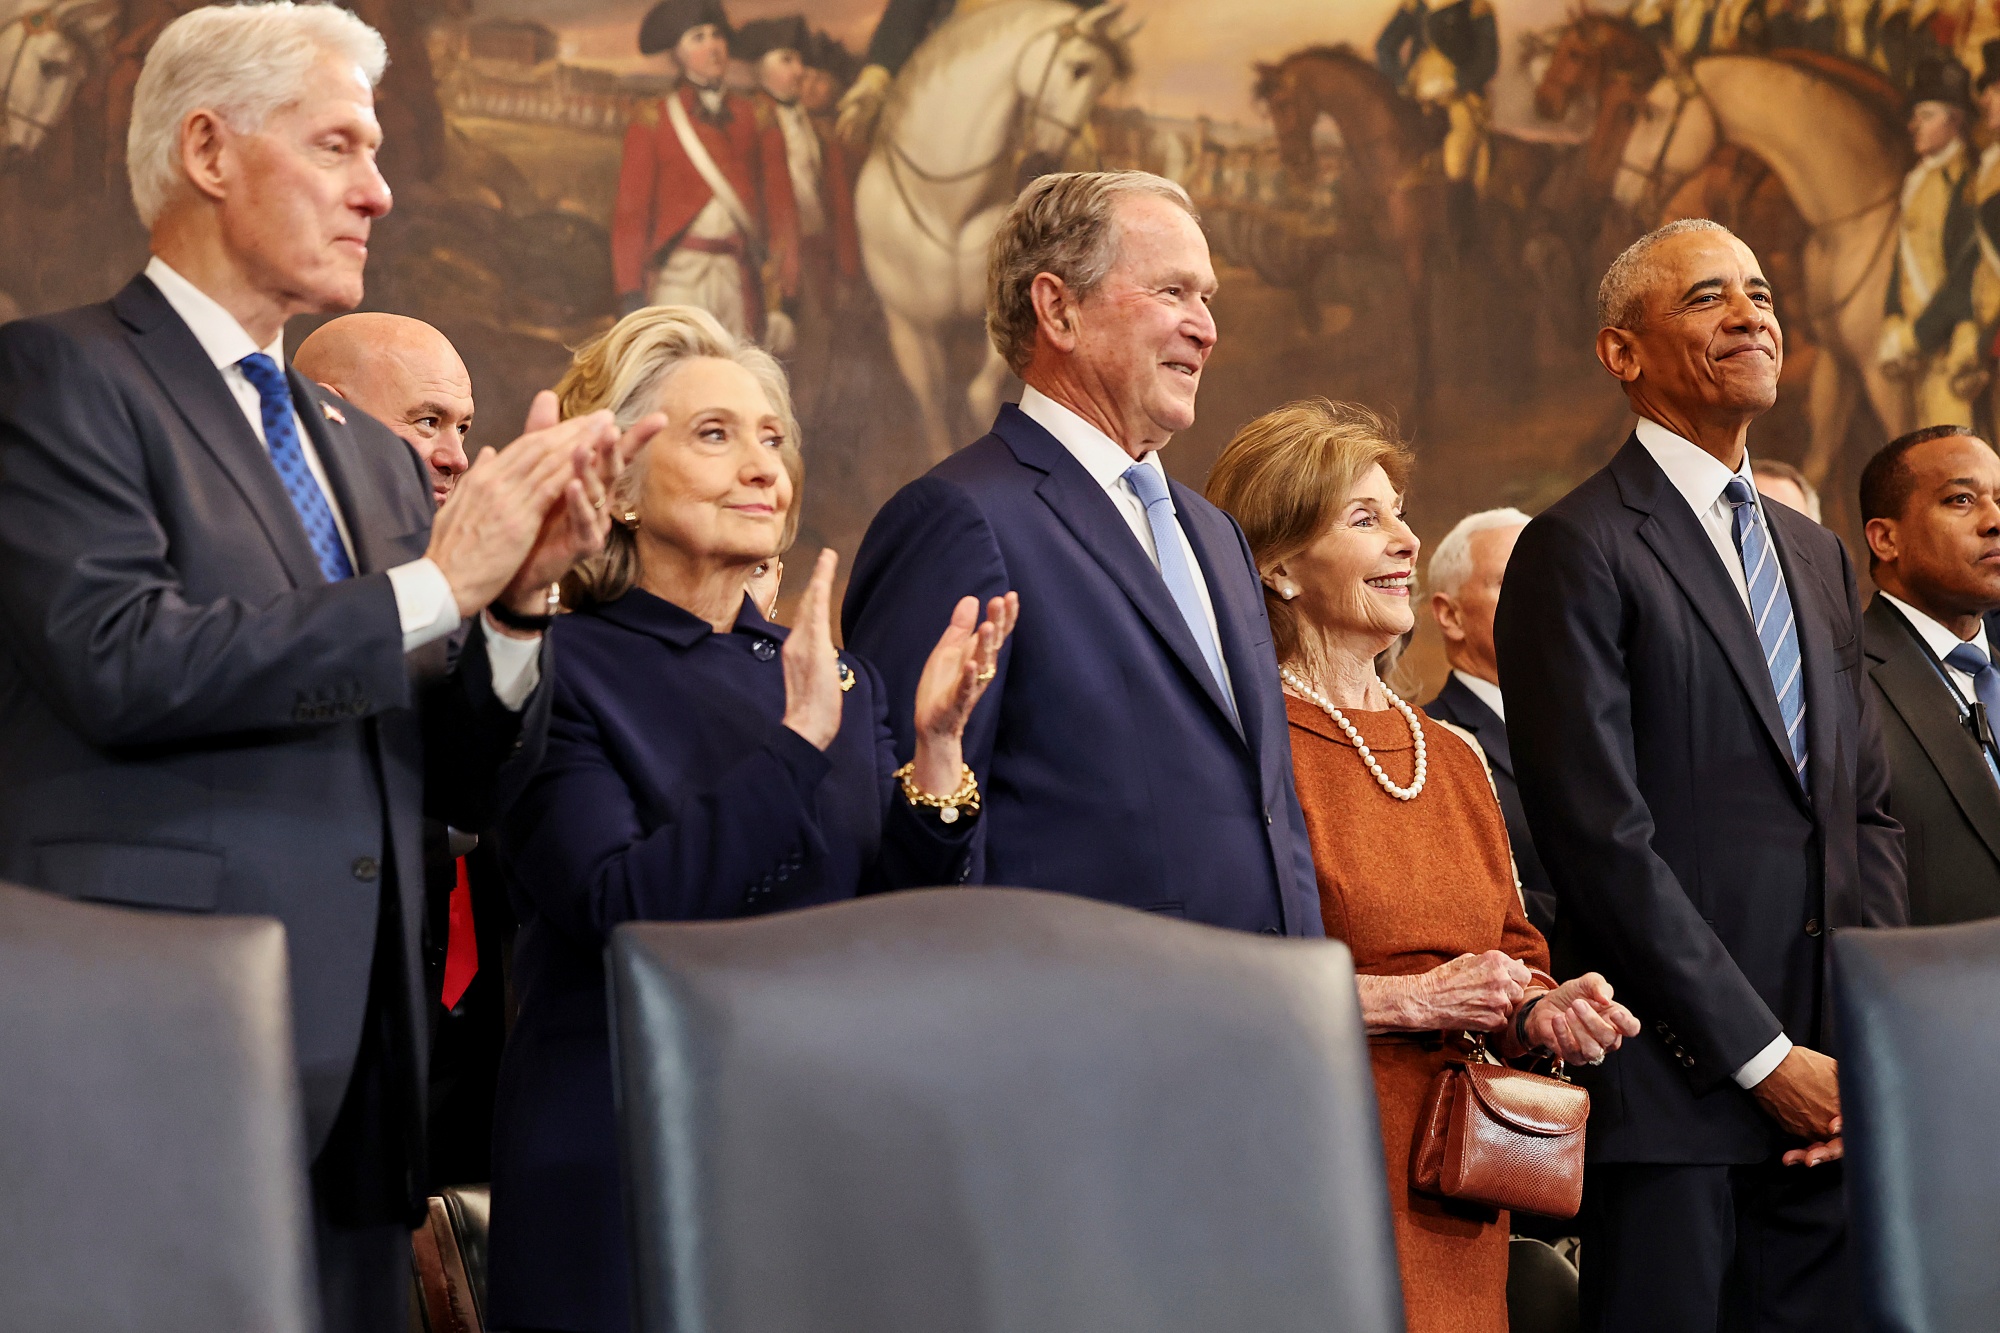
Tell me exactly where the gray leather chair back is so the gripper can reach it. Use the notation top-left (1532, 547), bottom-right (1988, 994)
top-left (609, 887), bottom-right (1404, 1333)
top-left (1835, 919), bottom-right (2000, 1332)
top-left (0, 881), bottom-right (316, 1333)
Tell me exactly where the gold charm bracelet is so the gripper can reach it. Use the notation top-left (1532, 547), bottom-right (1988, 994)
top-left (893, 761), bottom-right (981, 825)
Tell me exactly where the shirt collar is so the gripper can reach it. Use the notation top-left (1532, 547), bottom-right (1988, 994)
top-left (1879, 591), bottom-right (1991, 664)
top-left (143, 255), bottom-right (283, 372)
top-left (1920, 137), bottom-right (1966, 174)
top-left (1452, 668), bottom-right (1506, 722)
top-left (1018, 384), bottom-right (1166, 497)
top-left (1633, 416), bottom-right (1757, 518)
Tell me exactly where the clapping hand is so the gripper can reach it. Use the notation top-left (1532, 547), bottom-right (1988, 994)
top-left (1521, 972), bottom-right (1642, 1066)
top-left (907, 592), bottom-right (1019, 797)
top-left (780, 549), bottom-right (844, 750)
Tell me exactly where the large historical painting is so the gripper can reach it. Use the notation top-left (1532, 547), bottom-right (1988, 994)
top-left (1, 0), bottom-right (1971, 687)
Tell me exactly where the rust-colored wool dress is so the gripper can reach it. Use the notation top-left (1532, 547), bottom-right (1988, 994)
top-left (1288, 696), bottom-right (1551, 1333)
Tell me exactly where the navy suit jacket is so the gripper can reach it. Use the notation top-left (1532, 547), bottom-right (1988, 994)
top-left (842, 403), bottom-right (1321, 936)
top-left (1495, 435), bottom-right (1905, 1165)
top-left (488, 590), bottom-right (971, 1333)
top-left (0, 274), bottom-right (550, 1183)
top-left (1423, 673), bottom-right (1557, 936)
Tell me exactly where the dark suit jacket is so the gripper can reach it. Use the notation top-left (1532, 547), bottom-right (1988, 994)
top-left (1495, 435), bottom-right (1905, 1165)
top-left (487, 590), bottom-right (971, 1333)
top-left (1424, 672), bottom-right (1557, 936)
top-left (842, 403), bottom-right (1321, 937)
top-left (0, 274), bottom-right (550, 1183)
top-left (1863, 595), bottom-right (2000, 924)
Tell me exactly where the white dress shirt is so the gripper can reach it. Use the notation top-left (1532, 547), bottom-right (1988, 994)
top-left (1634, 416), bottom-right (1794, 1090)
top-left (1452, 669), bottom-right (1506, 723)
top-left (1878, 592), bottom-right (1996, 707)
top-left (144, 256), bottom-right (539, 708)
top-left (1017, 385), bottom-right (1236, 705)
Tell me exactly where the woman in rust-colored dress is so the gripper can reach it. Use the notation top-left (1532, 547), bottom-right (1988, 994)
top-left (1208, 400), bottom-right (1641, 1333)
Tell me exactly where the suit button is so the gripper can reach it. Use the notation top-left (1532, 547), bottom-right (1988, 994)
top-left (1681, 1055), bottom-right (1696, 1068)
top-left (1261, 926), bottom-right (1281, 935)
top-left (1805, 918), bottom-right (1822, 937)
top-left (351, 857), bottom-right (379, 881)
top-left (1264, 811), bottom-right (1273, 826)
top-left (752, 639), bottom-right (777, 661)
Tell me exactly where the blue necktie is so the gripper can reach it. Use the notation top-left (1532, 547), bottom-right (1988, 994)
top-left (1941, 642), bottom-right (2000, 786)
top-left (1724, 477), bottom-right (1807, 783)
top-left (237, 352), bottom-right (352, 583)
top-left (1123, 462), bottom-right (1237, 724)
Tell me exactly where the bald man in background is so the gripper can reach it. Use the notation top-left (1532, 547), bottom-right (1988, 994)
top-left (295, 313), bottom-right (474, 506)
top-left (297, 310), bottom-right (504, 1185)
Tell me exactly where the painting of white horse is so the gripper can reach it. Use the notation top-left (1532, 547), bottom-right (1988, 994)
top-left (0, 0), bottom-right (114, 165)
top-left (855, 0), bottom-right (1138, 461)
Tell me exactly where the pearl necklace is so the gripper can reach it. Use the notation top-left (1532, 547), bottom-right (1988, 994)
top-left (1281, 665), bottom-right (1428, 801)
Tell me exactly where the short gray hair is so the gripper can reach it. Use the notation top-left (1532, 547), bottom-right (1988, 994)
top-left (127, 2), bottom-right (387, 227)
top-left (986, 170), bottom-right (1197, 375)
top-left (1596, 217), bottom-right (1732, 330)
top-left (1427, 507), bottom-right (1531, 599)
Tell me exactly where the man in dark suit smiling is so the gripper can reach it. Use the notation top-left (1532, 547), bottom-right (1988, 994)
top-left (1496, 218), bottom-right (1905, 1333)
top-left (843, 171), bottom-right (1320, 936)
top-left (0, 6), bottom-right (658, 1329)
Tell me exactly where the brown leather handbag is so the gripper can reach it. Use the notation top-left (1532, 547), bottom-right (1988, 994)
top-left (1410, 1033), bottom-right (1590, 1218)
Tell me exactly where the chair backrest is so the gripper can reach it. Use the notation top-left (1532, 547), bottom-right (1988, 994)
top-left (1834, 919), bottom-right (2000, 1332)
top-left (609, 887), bottom-right (1405, 1333)
top-left (413, 1184), bottom-right (491, 1333)
top-left (1505, 1237), bottom-right (1579, 1333)
top-left (0, 880), bottom-right (316, 1333)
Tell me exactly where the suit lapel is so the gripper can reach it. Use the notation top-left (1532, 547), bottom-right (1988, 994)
top-left (1617, 438), bottom-right (1806, 809)
top-left (114, 276), bottom-right (324, 589)
top-left (1177, 494), bottom-right (1256, 744)
top-left (997, 407), bottom-right (1244, 737)
top-left (1868, 598), bottom-right (2000, 865)
top-left (1769, 510), bottom-right (1843, 819)
top-left (1440, 675), bottom-right (1513, 777)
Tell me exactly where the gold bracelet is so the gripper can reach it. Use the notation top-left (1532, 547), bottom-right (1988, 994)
top-left (893, 761), bottom-right (980, 824)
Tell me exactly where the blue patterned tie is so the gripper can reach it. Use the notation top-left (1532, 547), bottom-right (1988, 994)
top-left (237, 352), bottom-right (352, 583)
top-left (1724, 477), bottom-right (1806, 783)
top-left (1123, 462), bottom-right (1237, 725)
top-left (1941, 642), bottom-right (2000, 785)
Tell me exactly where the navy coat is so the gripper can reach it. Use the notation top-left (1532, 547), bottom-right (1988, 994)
top-left (487, 589), bottom-right (971, 1333)
top-left (842, 403), bottom-right (1321, 937)
top-left (1423, 673), bottom-right (1558, 936)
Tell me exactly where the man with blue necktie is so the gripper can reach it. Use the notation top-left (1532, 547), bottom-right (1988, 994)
top-left (0, 7), bottom-right (659, 1331)
top-left (1859, 425), bottom-right (2000, 924)
top-left (843, 170), bottom-right (1320, 937)
top-left (1495, 218), bottom-right (1906, 1333)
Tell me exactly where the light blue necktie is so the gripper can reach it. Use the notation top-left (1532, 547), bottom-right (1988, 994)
top-left (1724, 477), bottom-right (1807, 783)
top-left (237, 352), bottom-right (352, 583)
top-left (1123, 462), bottom-right (1237, 724)
top-left (1941, 641), bottom-right (2000, 787)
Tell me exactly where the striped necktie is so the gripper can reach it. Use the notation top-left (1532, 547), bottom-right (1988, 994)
top-left (1942, 641), bottom-right (2000, 787)
top-left (1724, 477), bottom-right (1807, 783)
top-left (1122, 462), bottom-right (1238, 725)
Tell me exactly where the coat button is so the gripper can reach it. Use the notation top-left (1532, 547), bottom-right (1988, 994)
top-left (752, 639), bottom-right (777, 661)
top-left (1261, 926), bottom-right (1281, 935)
top-left (1804, 918), bottom-right (1822, 937)
top-left (351, 857), bottom-right (379, 882)
top-left (1680, 1054), bottom-right (1696, 1068)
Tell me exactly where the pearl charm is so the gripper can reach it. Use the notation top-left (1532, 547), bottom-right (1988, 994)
top-left (1281, 665), bottom-right (1428, 801)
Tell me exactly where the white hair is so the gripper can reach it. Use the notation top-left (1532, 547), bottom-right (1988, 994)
top-left (1427, 507), bottom-right (1531, 599)
top-left (127, 2), bottom-right (387, 227)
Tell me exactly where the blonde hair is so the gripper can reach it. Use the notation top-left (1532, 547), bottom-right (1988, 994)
top-left (986, 170), bottom-right (1197, 375)
top-left (128, 2), bottom-right (387, 227)
top-left (1204, 399), bottom-right (1414, 665)
top-left (555, 305), bottom-right (803, 606)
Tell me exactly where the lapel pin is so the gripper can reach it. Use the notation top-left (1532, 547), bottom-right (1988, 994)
top-left (321, 402), bottom-right (346, 425)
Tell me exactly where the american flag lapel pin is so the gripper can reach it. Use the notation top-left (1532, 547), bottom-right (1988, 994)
top-left (321, 402), bottom-right (346, 425)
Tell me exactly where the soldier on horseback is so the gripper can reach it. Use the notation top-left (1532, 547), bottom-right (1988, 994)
top-left (1375, 0), bottom-right (1498, 246)
top-left (1880, 57), bottom-right (1983, 427)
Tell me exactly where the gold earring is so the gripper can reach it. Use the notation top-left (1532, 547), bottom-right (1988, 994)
top-left (622, 511), bottom-right (639, 526)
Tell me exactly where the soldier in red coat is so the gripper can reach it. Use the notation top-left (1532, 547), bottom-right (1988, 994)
top-left (613, 0), bottom-right (798, 343)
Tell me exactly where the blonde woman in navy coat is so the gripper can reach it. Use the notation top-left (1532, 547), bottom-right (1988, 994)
top-left (487, 306), bottom-right (1017, 1333)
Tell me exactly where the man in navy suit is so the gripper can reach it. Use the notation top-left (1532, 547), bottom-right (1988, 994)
top-left (1421, 506), bottom-right (1556, 935)
top-left (843, 171), bottom-right (1320, 936)
top-left (1495, 218), bottom-right (1906, 1332)
top-left (0, 7), bottom-right (657, 1330)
